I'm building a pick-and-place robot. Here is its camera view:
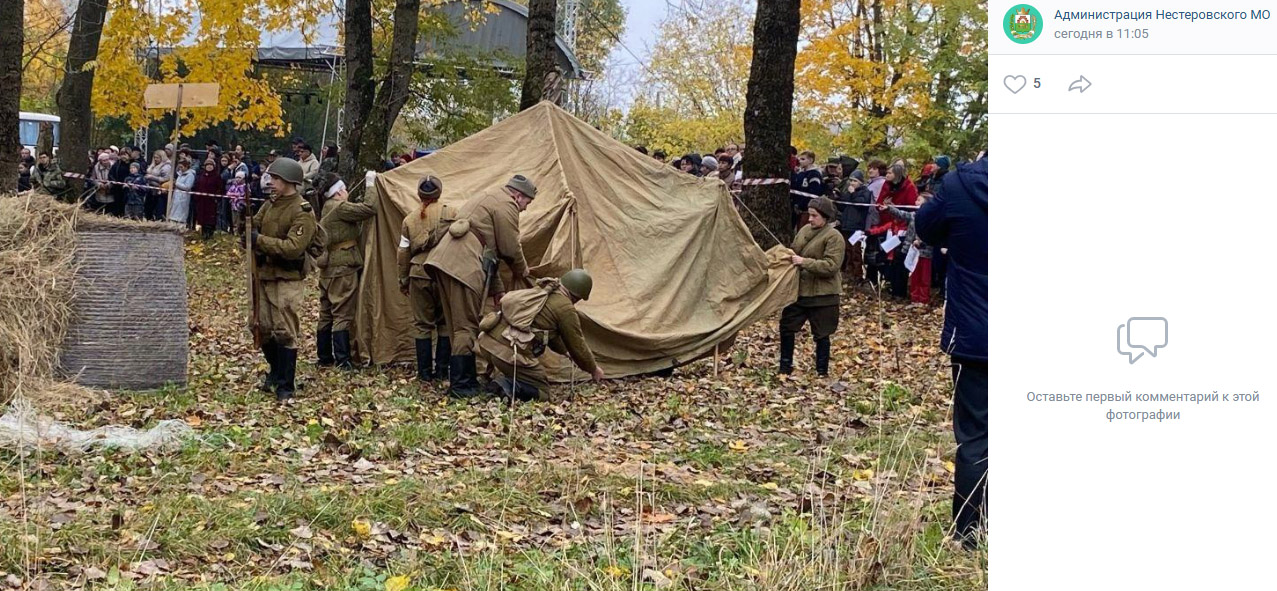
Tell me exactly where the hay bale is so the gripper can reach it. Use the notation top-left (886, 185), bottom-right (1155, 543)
top-left (0, 194), bottom-right (189, 400)
top-left (58, 225), bottom-right (189, 389)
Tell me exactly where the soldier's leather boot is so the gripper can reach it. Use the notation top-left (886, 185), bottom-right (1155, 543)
top-left (433, 337), bottom-right (451, 380)
top-left (513, 381), bottom-right (540, 403)
top-left (778, 333), bottom-right (796, 374)
top-left (815, 337), bottom-right (831, 377)
top-left (447, 355), bottom-right (481, 399)
top-left (415, 338), bottom-right (432, 381)
top-left (333, 331), bottom-right (353, 370)
top-left (276, 347), bottom-right (298, 401)
top-left (316, 329), bottom-right (334, 367)
top-left (258, 341), bottom-right (281, 393)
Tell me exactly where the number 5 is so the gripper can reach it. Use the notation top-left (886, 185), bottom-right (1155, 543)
top-left (1033, 78), bottom-right (1041, 88)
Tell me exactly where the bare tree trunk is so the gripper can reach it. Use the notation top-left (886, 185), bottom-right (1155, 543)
top-left (341, 0), bottom-right (422, 184)
top-left (339, 0), bottom-right (376, 183)
top-left (0, 0), bottom-right (22, 192)
top-left (520, 0), bottom-right (557, 111)
top-left (740, 0), bottom-right (800, 249)
top-left (56, 0), bottom-right (109, 179)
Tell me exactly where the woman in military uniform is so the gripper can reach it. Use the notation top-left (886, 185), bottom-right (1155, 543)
top-left (779, 196), bottom-right (846, 377)
top-left (398, 176), bottom-right (456, 382)
top-left (316, 179), bottom-right (378, 369)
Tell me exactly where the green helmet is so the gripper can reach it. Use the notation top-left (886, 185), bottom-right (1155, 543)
top-left (561, 269), bottom-right (593, 301)
top-left (266, 157), bottom-right (305, 186)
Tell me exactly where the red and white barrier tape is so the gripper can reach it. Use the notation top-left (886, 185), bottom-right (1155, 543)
top-left (737, 177), bottom-right (791, 186)
top-left (63, 172), bottom-right (266, 203)
top-left (731, 186), bottom-right (920, 210)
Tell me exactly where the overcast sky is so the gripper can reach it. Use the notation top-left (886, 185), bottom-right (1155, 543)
top-left (604, 0), bottom-right (667, 107)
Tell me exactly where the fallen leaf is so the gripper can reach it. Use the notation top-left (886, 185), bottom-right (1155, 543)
top-left (352, 519), bottom-right (372, 539)
top-left (602, 565), bottom-right (629, 578)
top-left (385, 575), bottom-right (411, 591)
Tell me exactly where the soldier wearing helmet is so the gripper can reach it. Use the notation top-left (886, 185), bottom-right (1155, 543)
top-left (475, 269), bottom-right (605, 402)
top-left (397, 175), bottom-right (457, 383)
top-left (249, 156), bottom-right (318, 401)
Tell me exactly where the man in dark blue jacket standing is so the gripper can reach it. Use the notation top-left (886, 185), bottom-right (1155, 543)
top-left (916, 155), bottom-right (988, 549)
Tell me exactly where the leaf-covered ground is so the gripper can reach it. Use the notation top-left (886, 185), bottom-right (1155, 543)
top-left (0, 235), bottom-right (986, 590)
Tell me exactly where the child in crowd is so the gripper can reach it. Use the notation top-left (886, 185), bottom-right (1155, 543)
top-left (125, 162), bottom-right (148, 220)
top-left (881, 192), bottom-right (934, 305)
top-left (228, 170), bottom-right (247, 235)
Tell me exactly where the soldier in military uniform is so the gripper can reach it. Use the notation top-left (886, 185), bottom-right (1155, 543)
top-left (250, 157), bottom-right (318, 401)
top-left (476, 269), bottom-right (605, 401)
top-left (315, 179), bottom-right (377, 369)
top-left (397, 176), bottom-right (456, 382)
top-left (425, 174), bottom-right (536, 398)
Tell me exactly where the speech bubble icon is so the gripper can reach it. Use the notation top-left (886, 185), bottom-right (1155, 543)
top-left (1126, 317), bottom-right (1168, 358)
top-left (1116, 324), bottom-right (1143, 364)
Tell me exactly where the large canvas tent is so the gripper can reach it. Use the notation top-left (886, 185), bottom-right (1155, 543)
top-left (355, 102), bottom-right (798, 380)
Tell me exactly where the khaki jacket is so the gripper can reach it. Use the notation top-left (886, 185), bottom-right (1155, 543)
top-left (793, 222), bottom-right (845, 299)
top-left (478, 290), bottom-right (598, 374)
top-left (319, 199), bottom-right (378, 277)
top-left (425, 188), bottom-right (529, 294)
top-left (398, 201), bottom-right (456, 281)
top-left (254, 192), bottom-right (318, 281)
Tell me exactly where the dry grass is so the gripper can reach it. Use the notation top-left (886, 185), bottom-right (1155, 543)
top-left (0, 194), bottom-right (80, 406)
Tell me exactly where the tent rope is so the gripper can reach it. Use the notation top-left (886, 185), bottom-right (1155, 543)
top-left (731, 192), bottom-right (786, 249)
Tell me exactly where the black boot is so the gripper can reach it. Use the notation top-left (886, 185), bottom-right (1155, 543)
top-left (276, 347), bottom-right (298, 401)
top-left (448, 354), bottom-right (481, 399)
top-left (415, 338), bottom-right (433, 381)
top-left (258, 341), bottom-right (281, 393)
top-left (815, 337), bottom-right (831, 377)
top-left (433, 337), bottom-right (451, 380)
top-left (333, 331), bottom-right (353, 370)
top-left (778, 333), bottom-right (795, 374)
top-left (316, 329), bottom-right (334, 367)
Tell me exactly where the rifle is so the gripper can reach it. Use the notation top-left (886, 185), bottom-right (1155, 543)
top-left (479, 250), bottom-right (499, 308)
top-left (246, 206), bottom-right (263, 348)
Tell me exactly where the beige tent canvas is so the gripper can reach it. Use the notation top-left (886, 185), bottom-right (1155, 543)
top-left (355, 102), bottom-right (798, 381)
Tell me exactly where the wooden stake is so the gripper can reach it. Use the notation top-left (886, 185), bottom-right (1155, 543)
top-left (713, 343), bottom-right (720, 379)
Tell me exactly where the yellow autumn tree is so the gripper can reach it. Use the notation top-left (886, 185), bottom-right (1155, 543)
top-left (93, 0), bottom-right (331, 137)
top-left (622, 0), bottom-right (753, 154)
top-left (795, 0), bottom-right (987, 161)
top-left (21, 0), bottom-right (72, 112)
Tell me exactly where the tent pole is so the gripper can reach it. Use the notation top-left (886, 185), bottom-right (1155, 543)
top-left (320, 55), bottom-right (337, 153)
top-left (569, 202), bottom-right (579, 401)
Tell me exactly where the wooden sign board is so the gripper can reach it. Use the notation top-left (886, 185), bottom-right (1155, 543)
top-left (144, 83), bottom-right (220, 109)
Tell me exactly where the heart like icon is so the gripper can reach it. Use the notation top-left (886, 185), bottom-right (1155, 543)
top-left (1004, 75), bottom-right (1026, 94)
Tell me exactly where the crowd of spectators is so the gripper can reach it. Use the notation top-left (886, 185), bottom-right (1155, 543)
top-left (636, 142), bottom-right (965, 305)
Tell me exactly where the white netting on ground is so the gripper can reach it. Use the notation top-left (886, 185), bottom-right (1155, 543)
top-left (0, 398), bottom-right (194, 454)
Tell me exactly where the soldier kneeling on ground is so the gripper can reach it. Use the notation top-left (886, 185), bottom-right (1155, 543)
top-left (476, 269), bottom-right (605, 401)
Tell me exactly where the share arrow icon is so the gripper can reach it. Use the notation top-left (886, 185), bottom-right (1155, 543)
top-left (1068, 75), bottom-right (1092, 93)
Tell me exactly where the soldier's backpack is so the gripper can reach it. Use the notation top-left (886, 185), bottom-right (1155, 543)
top-left (490, 278), bottom-right (561, 357)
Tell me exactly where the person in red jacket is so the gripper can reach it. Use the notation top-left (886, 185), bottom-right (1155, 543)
top-left (868, 163), bottom-right (918, 299)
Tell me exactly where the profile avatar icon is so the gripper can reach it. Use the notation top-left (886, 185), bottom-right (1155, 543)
top-left (1004, 5), bottom-right (1043, 44)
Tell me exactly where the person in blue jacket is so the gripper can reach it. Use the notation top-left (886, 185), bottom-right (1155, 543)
top-left (915, 154), bottom-right (988, 549)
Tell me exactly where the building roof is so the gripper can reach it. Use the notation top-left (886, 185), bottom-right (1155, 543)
top-left (206, 0), bottom-right (584, 78)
